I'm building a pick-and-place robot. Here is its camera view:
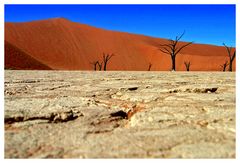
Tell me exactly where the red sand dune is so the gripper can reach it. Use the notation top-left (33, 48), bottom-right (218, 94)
top-left (5, 41), bottom-right (51, 70)
top-left (5, 18), bottom-right (236, 71)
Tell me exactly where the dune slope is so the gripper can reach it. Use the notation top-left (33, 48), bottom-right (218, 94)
top-left (5, 41), bottom-right (52, 70)
top-left (5, 18), bottom-right (236, 71)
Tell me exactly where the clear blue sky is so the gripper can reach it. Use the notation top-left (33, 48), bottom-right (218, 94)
top-left (5, 4), bottom-right (236, 46)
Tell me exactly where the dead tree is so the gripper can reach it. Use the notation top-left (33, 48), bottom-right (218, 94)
top-left (90, 61), bottom-right (100, 71)
top-left (102, 53), bottom-right (114, 71)
top-left (159, 31), bottom-right (193, 71)
top-left (220, 60), bottom-right (229, 72)
top-left (184, 61), bottom-right (191, 71)
top-left (148, 63), bottom-right (152, 71)
top-left (97, 61), bottom-right (103, 71)
top-left (90, 61), bottom-right (103, 71)
top-left (223, 43), bottom-right (236, 72)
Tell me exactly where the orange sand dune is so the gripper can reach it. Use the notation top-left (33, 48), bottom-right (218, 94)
top-left (5, 18), bottom-right (236, 71)
top-left (5, 41), bottom-right (51, 70)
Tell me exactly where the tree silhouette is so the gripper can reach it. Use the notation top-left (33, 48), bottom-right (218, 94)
top-left (184, 61), bottom-right (191, 71)
top-left (90, 61), bottom-right (103, 71)
top-left (102, 53), bottom-right (114, 71)
top-left (90, 61), bottom-right (99, 71)
top-left (220, 60), bottom-right (229, 72)
top-left (159, 31), bottom-right (193, 71)
top-left (223, 43), bottom-right (235, 72)
top-left (97, 61), bottom-right (103, 71)
top-left (148, 63), bottom-right (152, 71)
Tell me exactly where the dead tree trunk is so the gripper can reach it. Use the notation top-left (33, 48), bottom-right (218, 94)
top-left (220, 61), bottom-right (229, 72)
top-left (223, 43), bottom-right (236, 72)
top-left (90, 61), bottom-right (99, 71)
top-left (184, 61), bottom-right (191, 71)
top-left (148, 63), bottom-right (152, 71)
top-left (97, 61), bottom-right (103, 71)
top-left (159, 31), bottom-right (193, 71)
top-left (171, 56), bottom-right (176, 71)
top-left (103, 53), bottom-right (114, 71)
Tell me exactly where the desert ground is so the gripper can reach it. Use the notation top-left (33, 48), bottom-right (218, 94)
top-left (4, 70), bottom-right (235, 158)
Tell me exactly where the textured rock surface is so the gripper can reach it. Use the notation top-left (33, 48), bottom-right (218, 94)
top-left (4, 70), bottom-right (235, 158)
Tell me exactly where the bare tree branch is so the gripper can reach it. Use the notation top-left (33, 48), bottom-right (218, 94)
top-left (223, 43), bottom-right (233, 58)
top-left (184, 61), bottom-right (191, 71)
top-left (159, 48), bottom-right (171, 55)
top-left (159, 43), bottom-right (171, 48)
top-left (97, 61), bottom-right (103, 70)
top-left (102, 53), bottom-right (115, 71)
top-left (220, 60), bottom-right (229, 72)
top-left (90, 61), bottom-right (99, 71)
top-left (223, 43), bottom-right (236, 71)
top-left (176, 31), bottom-right (185, 41)
top-left (231, 51), bottom-right (236, 62)
top-left (148, 63), bottom-right (152, 71)
top-left (175, 42), bottom-right (193, 56)
top-left (158, 31), bottom-right (193, 71)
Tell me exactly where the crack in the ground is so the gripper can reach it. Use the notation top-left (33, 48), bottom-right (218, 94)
top-left (169, 87), bottom-right (218, 93)
top-left (42, 84), bottom-right (71, 91)
top-left (83, 102), bottom-right (146, 138)
top-left (5, 110), bottom-right (83, 124)
top-left (83, 115), bottom-right (125, 139)
top-left (92, 98), bottom-right (146, 120)
top-left (5, 79), bottom-right (41, 84)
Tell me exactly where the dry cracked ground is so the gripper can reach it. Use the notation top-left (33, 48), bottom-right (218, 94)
top-left (4, 70), bottom-right (235, 158)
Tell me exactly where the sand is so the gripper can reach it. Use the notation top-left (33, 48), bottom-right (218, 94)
top-left (5, 18), bottom-right (236, 71)
top-left (4, 70), bottom-right (235, 158)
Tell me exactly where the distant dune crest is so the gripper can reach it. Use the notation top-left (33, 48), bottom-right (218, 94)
top-left (5, 18), bottom-right (236, 71)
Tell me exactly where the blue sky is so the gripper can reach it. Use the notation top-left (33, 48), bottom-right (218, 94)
top-left (5, 4), bottom-right (236, 46)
